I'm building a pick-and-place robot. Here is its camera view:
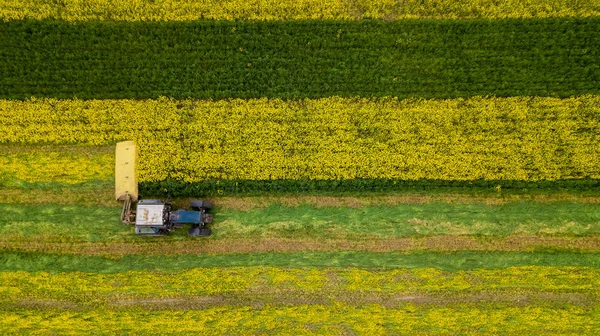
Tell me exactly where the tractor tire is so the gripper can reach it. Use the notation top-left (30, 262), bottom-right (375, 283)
top-left (203, 213), bottom-right (214, 224)
top-left (190, 200), bottom-right (214, 210)
top-left (188, 226), bottom-right (200, 236)
top-left (199, 227), bottom-right (211, 236)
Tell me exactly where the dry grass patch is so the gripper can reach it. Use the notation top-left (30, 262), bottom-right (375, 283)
top-left (2, 235), bottom-right (599, 256)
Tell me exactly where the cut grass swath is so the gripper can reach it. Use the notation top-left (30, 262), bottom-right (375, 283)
top-left (1, 202), bottom-right (600, 243)
top-left (1, 251), bottom-right (599, 273)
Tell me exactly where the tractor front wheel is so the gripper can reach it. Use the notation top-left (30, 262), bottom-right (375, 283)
top-left (190, 200), bottom-right (214, 210)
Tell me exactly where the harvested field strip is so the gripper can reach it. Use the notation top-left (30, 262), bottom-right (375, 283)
top-left (0, 187), bottom-right (115, 206)
top-left (2, 251), bottom-right (599, 273)
top-left (2, 19), bottom-right (599, 100)
top-left (6, 187), bottom-right (600, 208)
top-left (1, 266), bottom-right (596, 305)
top-left (4, 236), bottom-right (600, 256)
top-left (198, 193), bottom-right (600, 208)
top-left (2, 303), bottom-right (599, 334)
top-left (2, 203), bottom-right (599, 244)
top-left (3, 96), bottom-right (600, 185)
top-left (213, 202), bottom-right (600, 238)
top-left (8, 293), bottom-right (598, 311)
top-left (2, 0), bottom-right (599, 22)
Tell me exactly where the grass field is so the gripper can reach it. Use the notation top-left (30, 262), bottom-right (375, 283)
top-left (2, 2), bottom-right (600, 334)
top-left (1, 189), bottom-right (599, 333)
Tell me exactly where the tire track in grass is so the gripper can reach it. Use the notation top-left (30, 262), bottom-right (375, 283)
top-left (7, 188), bottom-right (600, 207)
top-left (8, 293), bottom-right (598, 311)
top-left (2, 251), bottom-right (599, 273)
top-left (2, 235), bottom-right (600, 256)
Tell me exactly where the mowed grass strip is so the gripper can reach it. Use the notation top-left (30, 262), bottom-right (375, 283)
top-left (1, 186), bottom-right (115, 206)
top-left (2, 0), bottom-right (599, 21)
top-left (3, 95), bottom-right (600, 185)
top-left (5, 236), bottom-right (600, 256)
top-left (2, 251), bottom-right (599, 273)
top-left (2, 303), bottom-right (599, 334)
top-left (0, 266), bottom-right (597, 306)
top-left (210, 202), bottom-right (600, 238)
top-left (1, 19), bottom-right (598, 100)
top-left (1, 202), bottom-right (599, 244)
top-left (6, 187), bottom-right (600, 207)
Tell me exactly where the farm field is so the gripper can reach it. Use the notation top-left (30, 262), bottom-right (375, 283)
top-left (2, 1), bottom-right (600, 334)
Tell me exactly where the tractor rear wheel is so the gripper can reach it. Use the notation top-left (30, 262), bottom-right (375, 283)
top-left (190, 200), bottom-right (214, 210)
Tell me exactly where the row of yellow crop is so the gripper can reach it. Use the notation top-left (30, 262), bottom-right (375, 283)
top-left (1, 266), bottom-right (596, 304)
top-left (2, 96), bottom-right (600, 183)
top-left (0, 150), bottom-right (113, 185)
top-left (2, 303), bottom-right (597, 334)
top-left (1, 0), bottom-right (598, 21)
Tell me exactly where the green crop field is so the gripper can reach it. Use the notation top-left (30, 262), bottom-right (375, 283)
top-left (1, 1), bottom-right (600, 334)
top-left (1, 19), bottom-right (599, 100)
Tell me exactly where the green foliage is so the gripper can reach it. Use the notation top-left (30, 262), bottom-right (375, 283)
top-left (0, 204), bottom-right (126, 242)
top-left (1, 251), bottom-right (598, 273)
top-left (141, 178), bottom-right (600, 197)
top-left (2, 201), bottom-right (600, 243)
top-left (1, 18), bottom-right (598, 99)
top-left (218, 202), bottom-right (600, 238)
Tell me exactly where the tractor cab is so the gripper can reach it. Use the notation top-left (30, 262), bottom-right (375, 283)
top-left (133, 199), bottom-right (214, 236)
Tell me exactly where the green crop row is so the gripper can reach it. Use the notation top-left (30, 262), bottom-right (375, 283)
top-left (140, 179), bottom-right (600, 197)
top-left (2, 251), bottom-right (599, 273)
top-left (1, 18), bottom-right (598, 99)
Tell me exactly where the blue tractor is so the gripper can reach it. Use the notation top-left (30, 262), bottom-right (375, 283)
top-left (121, 198), bottom-right (214, 236)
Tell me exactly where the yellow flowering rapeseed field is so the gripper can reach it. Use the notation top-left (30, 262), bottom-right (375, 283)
top-left (2, 303), bottom-right (597, 334)
top-left (2, 96), bottom-right (599, 183)
top-left (0, 151), bottom-right (113, 184)
top-left (1, 0), bottom-right (598, 21)
top-left (2, 266), bottom-right (598, 333)
top-left (1, 266), bottom-right (596, 304)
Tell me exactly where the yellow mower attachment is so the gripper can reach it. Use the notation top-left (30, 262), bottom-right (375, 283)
top-left (115, 141), bottom-right (138, 202)
top-left (115, 141), bottom-right (138, 224)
